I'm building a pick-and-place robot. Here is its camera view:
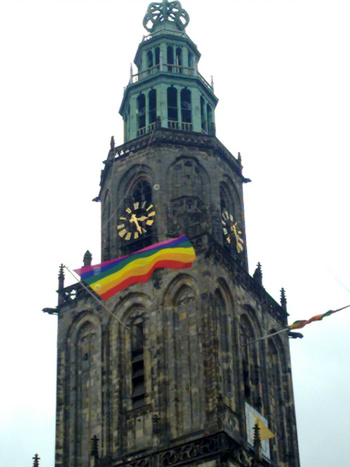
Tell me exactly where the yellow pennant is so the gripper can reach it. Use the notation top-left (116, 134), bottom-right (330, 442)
top-left (254, 417), bottom-right (275, 441)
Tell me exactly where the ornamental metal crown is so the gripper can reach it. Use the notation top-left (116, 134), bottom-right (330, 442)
top-left (143, 0), bottom-right (190, 32)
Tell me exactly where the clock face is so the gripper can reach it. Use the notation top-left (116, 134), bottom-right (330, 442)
top-left (117, 201), bottom-right (156, 241)
top-left (221, 210), bottom-right (244, 253)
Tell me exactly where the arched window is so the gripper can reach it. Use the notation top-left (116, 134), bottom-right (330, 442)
top-left (200, 97), bottom-right (207, 133)
top-left (137, 94), bottom-right (146, 131)
top-left (220, 184), bottom-right (233, 216)
top-left (147, 49), bottom-right (153, 69)
top-left (181, 89), bottom-right (192, 125)
top-left (130, 316), bottom-right (145, 408)
top-left (176, 47), bottom-right (182, 73)
top-left (188, 52), bottom-right (193, 70)
top-left (167, 87), bottom-right (178, 126)
top-left (167, 45), bottom-right (174, 72)
top-left (170, 158), bottom-right (204, 199)
top-left (155, 47), bottom-right (160, 70)
top-left (148, 89), bottom-right (157, 126)
top-left (102, 189), bottom-right (111, 260)
top-left (240, 315), bottom-right (261, 410)
top-left (131, 179), bottom-right (152, 205)
top-left (124, 104), bottom-right (130, 141)
top-left (207, 104), bottom-right (213, 133)
top-left (172, 285), bottom-right (202, 432)
top-left (71, 320), bottom-right (101, 466)
top-left (268, 338), bottom-right (287, 463)
top-left (214, 289), bottom-right (231, 395)
top-left (220, 181), bottom-right (240, 250)
top-left (121, 178), bottom-right (154, 252)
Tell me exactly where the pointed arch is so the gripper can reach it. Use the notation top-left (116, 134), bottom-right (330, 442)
top-left (163, 274), bottom-right (204, 437)
top-left (117, 165), bottom-right (155, 252)
top-left (102, 189), bottom-right (111, 259)
top-left (267, 333), bottom-right (289, 463)
top-left (176, 47), bottom-right (183, 73)
top-left (109, 293), bottom-right (153, 413)
top-left (181, 88), bottom-right (192, 124)
top-left (137, 93), bottom-right (146, 131)
top-left (167, 45), bottom-right (174, 72)
top-left (220, 175), bottom-right (242, 219)
top-left (213, 278), bottom-right (234, 398)
top-left (167, 86), bottom-right (178, 123)
top-left (167, 156), bottom-right (210, 237)
top-left (168, 156), bottom-right (209, 200)
top-left (239, 309), bottom-right (263, 411)
top-left (148, 88), bottom-right (157, 126)
top-left (108, 293), bottom-right (155, 453)
top-left (66, 312), bottom-right (102, 467)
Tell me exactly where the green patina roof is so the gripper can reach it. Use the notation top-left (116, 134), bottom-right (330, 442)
top-left (143, 0), bottom-right (190, 33)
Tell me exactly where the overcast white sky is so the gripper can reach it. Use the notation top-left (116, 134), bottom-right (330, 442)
top-left (1, 0), bottom-right (349, 466)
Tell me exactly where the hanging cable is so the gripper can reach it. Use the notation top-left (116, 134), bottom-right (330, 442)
top-left (64, 265), bottom-right (143, 345)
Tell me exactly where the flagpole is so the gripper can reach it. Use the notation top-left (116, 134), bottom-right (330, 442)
top-left (245, 327), bottom-right (290, 346)
top-left (64, 265), bottom-right (143, 344)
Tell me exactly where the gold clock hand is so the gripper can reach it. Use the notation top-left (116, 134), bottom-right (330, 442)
top-left (130, 213), bottom-right (142, 233)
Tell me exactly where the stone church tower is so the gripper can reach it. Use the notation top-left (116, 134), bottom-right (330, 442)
top-left (53, 1), bottom-right (299, 466)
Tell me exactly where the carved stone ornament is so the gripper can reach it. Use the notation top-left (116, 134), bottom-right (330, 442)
top-left (169, 197), bottom-right (208, 238)
top-left (143, 0), bottom-right (190, 32)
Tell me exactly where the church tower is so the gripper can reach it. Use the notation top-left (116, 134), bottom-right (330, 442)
top-left (53, 2), bottom-right (300, 466)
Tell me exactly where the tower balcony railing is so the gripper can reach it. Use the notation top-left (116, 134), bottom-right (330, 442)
top-left (128, 65), bottom-right (213, 92)
top-left (137, 120), bottom-right (193, 136)
top-left (131, 64), bottom-right (195, 81)
top-left (168, 120), bottom-right (193, 131)
top-left (136, 122), bottom-right (157, 137)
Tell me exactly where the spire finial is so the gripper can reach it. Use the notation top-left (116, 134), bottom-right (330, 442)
top-left (58, 264), bottom-right (65, 306)
top-left (280, 287), bottom-right (287, 311)
top-left (58, 264), bottom-right (65, 286)
top-left (110, 136), bottom-right (115, 150)
top-left (83, 250), bottom-right (92, 267)
top-left (32, 454), bottom-right (40, 467)
top-left (143, 0), bottom-right (190, 32)
top-left (253, 424), bottom-right (262, 462)
top-left (253, 262), bottom-right (263, 286)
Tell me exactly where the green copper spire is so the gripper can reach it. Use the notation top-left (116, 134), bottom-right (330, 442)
top-left (120, 0), bottom-right (217, 142)
top-left (143, 0), bottom-right (190, 32)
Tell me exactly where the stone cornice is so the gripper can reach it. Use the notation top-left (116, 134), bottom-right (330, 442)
top-left (108, 431), bottom-right (271, 467)
top-left (99, 129), bottom-right (244, 194)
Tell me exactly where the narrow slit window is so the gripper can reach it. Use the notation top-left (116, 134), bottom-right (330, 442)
top-left (155, 47), bottom-right (160, 70)
top-left (167, 46), bottom-right (174, 72)
top-left (137, 94), bottom-right (146, 130)
top-left (176, 47), bottom-right (182, 73)
top-left (200, 97), bottom-right (206, 132)
top-left (131, 320), bottom-right (145, 408)
top-left (181, 89), bottom-right (192, 123)
top-left (207, 104), bottom-right (213, 132)
top-left (188, 52), bottom-right (193, 70)
top-left (147, 50), bottom-right (153, 69)
top-left (149, 89), bottom-right (157, 125)
top-left (167, 87), bottom-right (178, 123)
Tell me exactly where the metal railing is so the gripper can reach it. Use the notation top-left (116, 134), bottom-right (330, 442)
top-left (128, 66), bottom-right (213, 93)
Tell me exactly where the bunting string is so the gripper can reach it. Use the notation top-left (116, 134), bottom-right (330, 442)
top-left (289, 304), bottom-right (350, 330)
top-left (246, 304), bottom-right (350, 346)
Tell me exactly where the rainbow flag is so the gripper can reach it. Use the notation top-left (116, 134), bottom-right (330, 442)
top-left (74, 235), bottom-right (196, 301)
top-left (289, 305), bottom-right (350, 330)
